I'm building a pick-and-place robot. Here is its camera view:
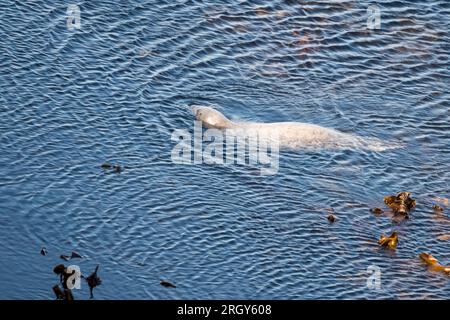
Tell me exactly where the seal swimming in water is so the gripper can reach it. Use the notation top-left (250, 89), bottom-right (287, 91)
top-left (191, 105), bottom-right (398, 151)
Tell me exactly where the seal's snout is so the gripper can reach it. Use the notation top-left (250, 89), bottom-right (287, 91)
top-left (187, 105), bottom-right (232, 129)
top-left (189, 105), bottom-right (202, 117)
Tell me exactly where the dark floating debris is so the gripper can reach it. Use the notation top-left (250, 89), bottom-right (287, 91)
top-left (53, 264), bottom-right (76, 288)
top-left (101, 163), bottom-right (123, 173)
top-left (53, 262), bottom-right (101, 299)
top-left (60, 251), bottom-right (83, 261)
top-left (52, 285), bottom-right (65, 300)
top-left (52, 264), bottom-right (76, 300)
top-left (378, 231), bottom-right (398, 250)
top-left (432, 204), bottom-right (444, 213)
top-left (433, 197), bottom-right (449, 206)
top-left (384, 192), bottom-right (416, 217)
top-left (40, 247), bottom-right (48, 256)
top-left (85, 265), bottom-right (102, 299)
top-left (327, 214), bottom-right (337, 223)
top-left (53, 264), bottom-right (66, 278)
top-left (419, 253), bottom-right (450, 274)
top-left (64, 289), bottom-right (74, 300)
top-left (70, 251), bottom-right (82, 259)
top-left (370, 208), bottom-right (384, 215)
top-left (53, 264), bottom-right (65, 273)
top-left (52, 285), bottom-right (74, 301)
top-left (160, 280), bottom-right (176, 288)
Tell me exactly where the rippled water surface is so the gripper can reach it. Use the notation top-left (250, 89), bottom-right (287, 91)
top-left (0, 0), bottom-right (449, 299)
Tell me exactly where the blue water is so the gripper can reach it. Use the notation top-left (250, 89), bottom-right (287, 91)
top-left (0, 0), bottom-right (449, 299)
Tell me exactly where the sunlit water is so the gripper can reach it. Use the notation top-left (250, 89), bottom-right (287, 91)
top-left (0, 0), bottom-right (449, 299)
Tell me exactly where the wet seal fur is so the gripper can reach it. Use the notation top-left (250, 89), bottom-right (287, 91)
top-left (191, 105), bottom-right (399, 152)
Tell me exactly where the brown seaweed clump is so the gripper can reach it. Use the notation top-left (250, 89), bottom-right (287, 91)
top-left (419, 253), bottom-right (450, 274)
top-left (327, 214), bottom-right (337, 223)
top-left (370, 208), bottom-right (384, 215)
top-left (384, 192), bottom-right (416, 217)
top-left (378, 231), bottom-right (398, 249)
top-left (432, 204), bottom-right (444, 213)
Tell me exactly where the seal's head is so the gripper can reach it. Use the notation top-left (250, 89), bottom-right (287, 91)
top-left (190, 105), bottom-right (233, 129)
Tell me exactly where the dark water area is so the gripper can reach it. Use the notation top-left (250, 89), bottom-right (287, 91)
top-left (0, 0), bottom-right (449, 299)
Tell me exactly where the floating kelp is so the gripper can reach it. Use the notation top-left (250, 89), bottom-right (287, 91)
top-left (53, 264), bottom-right (65, 273)
top-left (160, 280), bottom-right (176, 288)
top-left (370, 208), bottom-right (384, 215)
top-left (53, 264), bottom-right (76, 288)
top-left (437, 234), bottom-right (450, 241)
top-left (60, 251), bottom-right (82, 261)
top-left (52, 285), bottom-right (73, 301)
top-left (53, 264), bottom-right (67, 283)
top-left (64, 288), bottom-right (74, 300)
top-left (378, 231), bottom-right (398, 249)
top-left (52, 285), bottom-right (65, 300)
top-left (432, 203), bottom-right (450, 222)
top-left (433, 197), bottom-right (449, 206)
top-left (52, 264), bottom-right (76, 300)
top-left (52, 260), bottom-right (102, 299)
top-left (85, 265), bottom-right (102, 299)
top-left (70, 251), bottom-right (82, 259)
top-left (419, 253), bottom-right (450, 273)
top-left (101, 163), bottom-right (123, 173)
top-left (384, 192), bottom-right (416, 217)
top-left (101, 163), bottom-right (112, 169)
